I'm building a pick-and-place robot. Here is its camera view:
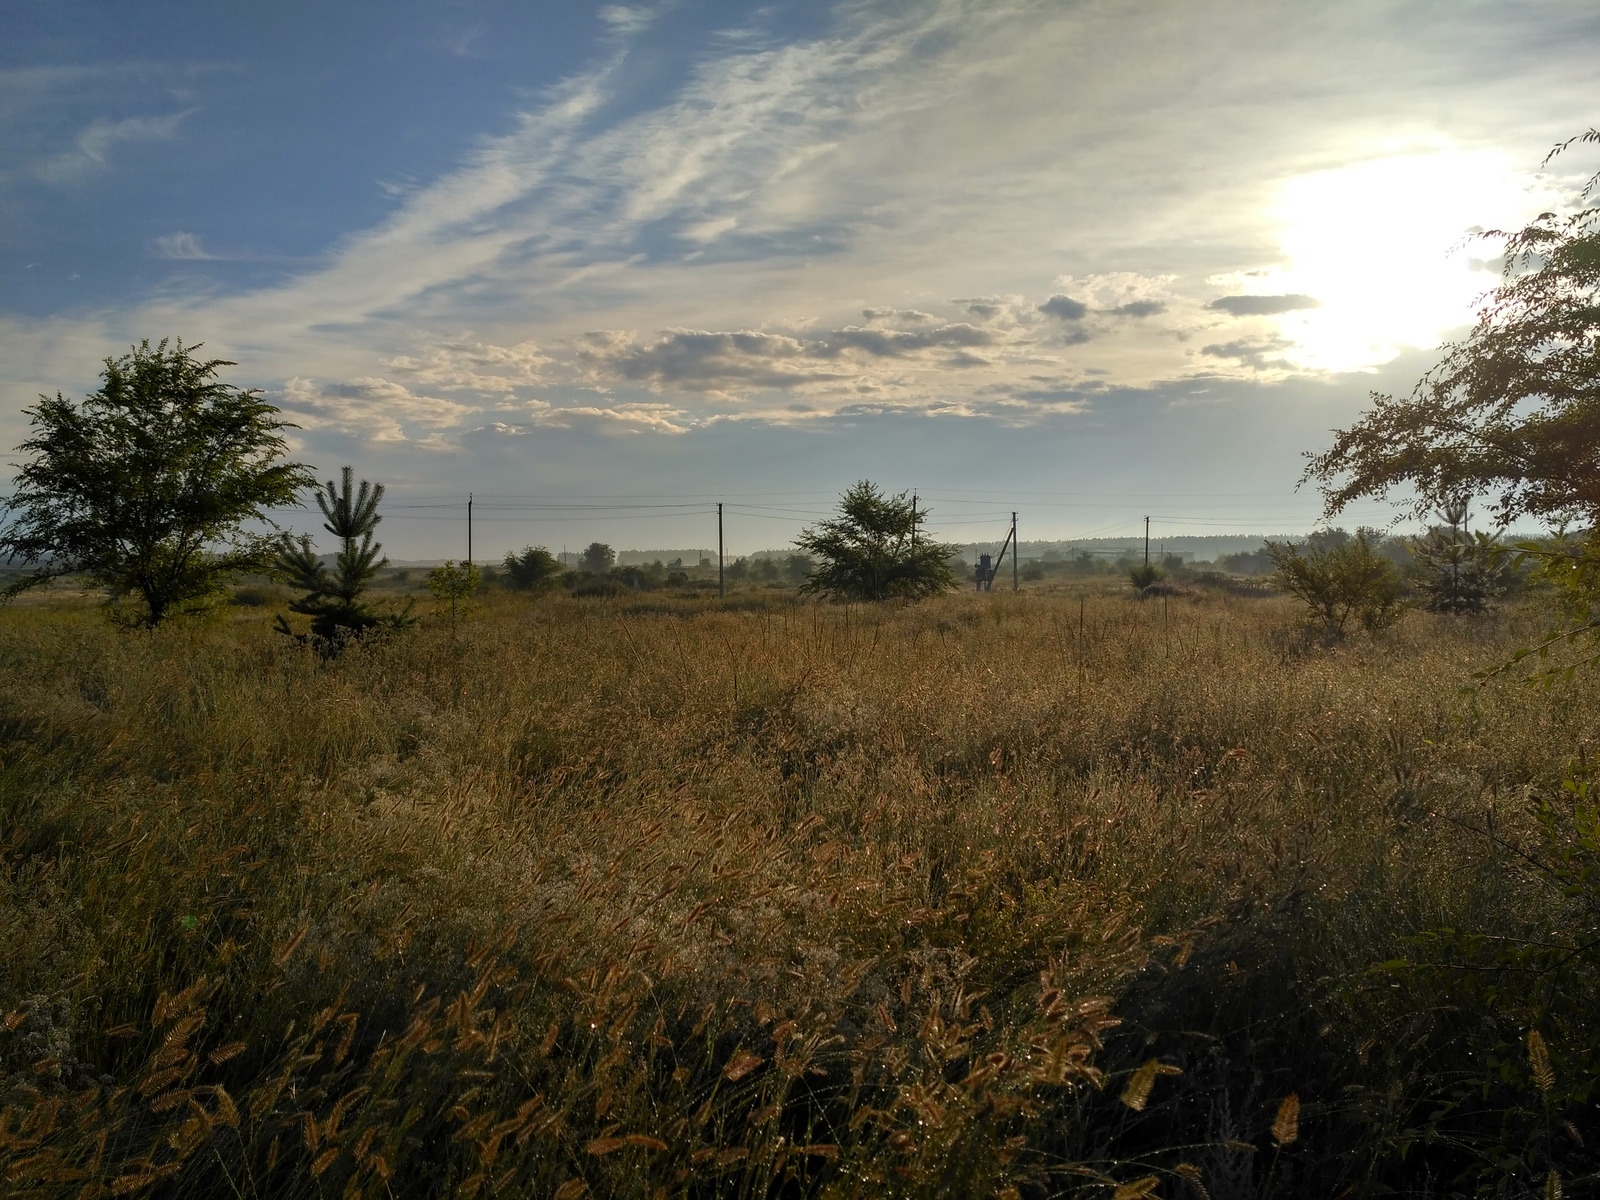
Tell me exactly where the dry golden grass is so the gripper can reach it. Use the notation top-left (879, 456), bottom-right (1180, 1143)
top-left (0, 585), bottom-right (1593, 1196)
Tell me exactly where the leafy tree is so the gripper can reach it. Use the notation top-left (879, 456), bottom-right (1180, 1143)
top-left (275, 467), bottom-right (413, 646)
top-left (1408, 500), bottom-right (1506, 614)
top-left (0, 338), bottom-right (311, 625)
top-left (502, 545), bottom-right (563, 593)
top-left (1267, 530), bottom-right (1406, 635)
top-left (797, 481), bottom-right (957, 602)
top-left (1305, 132), bottom-right (1600, 529)
top-left (427, 560), bottom-right (482, 622)
top-left (580, 542), bottom-right (615, 574)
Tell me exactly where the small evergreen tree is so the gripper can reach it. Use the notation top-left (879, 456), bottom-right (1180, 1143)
top-left (502, 545), bottom-right (563, 593)
top-left (1128, 563), bottom-right (1163, 589)
top-left (797, 481), bottom-right (957, 602)
top-left (275, 467), bottom-right (412, 648)
top-left (1409, 500), bottom-right (1503, 614)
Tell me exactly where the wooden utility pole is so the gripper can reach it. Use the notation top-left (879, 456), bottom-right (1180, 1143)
top-left (911, 492), bottom-right (917, 549)
top-left (1012, 512), bottom-right (1018, 591)
top-left (718, 502), bottom-right (724, 598)
top-left (1144, 515), bottom-right (1150, 566)
top-left (467, 493), bottom-right (473, 566)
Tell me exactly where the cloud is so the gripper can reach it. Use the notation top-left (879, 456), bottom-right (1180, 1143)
top-left (578, 329), bottom-right (846, 395)
top-left (597, 5), bottom-right (662, 35)
top-left (152, 232), bottom-right (217, 260)
top-left (479, 398), bottom-right (691, 435)
top-left (1039, 294), bottom-right (1087, 320)
top-left (821, 323), bottom-right (995, 357)
top-left (1200, 336), bottom-right (1293, 371)
top-left (385, 339), bottom-right (550, 394)
top-left (862, 307), bottom-right (936, 323)
top-left (543, 403), bottom-right (690, 434)
top-left (279, 376), bottom-right (477, 444)
top-left (1207, 294), bottom-right (1322, 316)
top-left (951, 296), bottom-right (1009, 321)
top-left (577, 321), bottom-right (1002, 398)
top-left (7, 0), bottom-right (1591, 478)
top-left (35, 111), bottom-right (190, 183)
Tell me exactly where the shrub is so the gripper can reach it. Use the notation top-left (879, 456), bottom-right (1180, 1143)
top-left (1267, 530), bottom-right (1405, 634)
top-left (1128, 563), bottom-right (1163, 589)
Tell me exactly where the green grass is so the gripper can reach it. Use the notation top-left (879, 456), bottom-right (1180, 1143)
top-left (1, 588), bottom-right (1595, 1196)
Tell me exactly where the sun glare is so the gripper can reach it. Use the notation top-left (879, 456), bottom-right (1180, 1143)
top-left (1261, 148), bottom-right (1549, 374)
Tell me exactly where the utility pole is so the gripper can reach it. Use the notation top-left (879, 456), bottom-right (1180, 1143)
top-left (911, 492), bottom-right (917, 549)
top-left (718, 502), bottom-right (725, 598)
top-left (467, 493), bottom-right (473, 566)
top-left (1012, 512), bottom-right (1018, 591)
top-left (1144, 515), bottom-right (1150, 566)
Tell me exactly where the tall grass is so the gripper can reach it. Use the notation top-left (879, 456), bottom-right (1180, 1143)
top-left (0, 588), bottom-right (1594, 1196)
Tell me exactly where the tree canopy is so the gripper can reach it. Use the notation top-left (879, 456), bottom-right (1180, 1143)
top-left (581, 542), bottom-right (615, 574)
top-left (1305, 131), bottom-right (1600, 528)
top-left (797, 481), bottom-right (956, 602)
top-left (0, 338), bottom-right (311, 625)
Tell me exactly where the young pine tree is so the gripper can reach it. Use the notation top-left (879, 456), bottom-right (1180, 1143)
top-left (275, 467), bottom-right (413, 648)
top-left (1409, 500), bottom-right (1502, 615)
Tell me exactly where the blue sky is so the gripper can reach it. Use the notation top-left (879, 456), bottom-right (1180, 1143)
top-left (3, 0), bottom-right (1597, 557)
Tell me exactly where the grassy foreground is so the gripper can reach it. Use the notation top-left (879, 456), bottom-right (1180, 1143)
top-left (1, 587), bottom-right (1597, 1197)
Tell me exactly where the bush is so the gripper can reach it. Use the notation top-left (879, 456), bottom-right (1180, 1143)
top-left (1128, 563), bottom-right (1163, 589)
top-left (502, 546), bottom-right (563, 593)
top-left (1267, 530), bottom-right (1405, 634)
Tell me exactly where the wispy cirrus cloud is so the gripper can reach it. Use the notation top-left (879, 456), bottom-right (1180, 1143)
top-left (35, 110), bottom-right (191, 184)
top-left (152, 232), bottom-right (218, 260)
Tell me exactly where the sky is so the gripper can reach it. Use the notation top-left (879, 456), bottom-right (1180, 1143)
top-left (2, 0), bottom-right (1597, 558)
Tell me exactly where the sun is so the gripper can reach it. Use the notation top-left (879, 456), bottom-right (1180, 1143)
top-left (1254, 146), bottom-right (1553, 374)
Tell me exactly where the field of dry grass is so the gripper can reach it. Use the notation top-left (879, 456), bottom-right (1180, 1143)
top-left (2, 585), bottom-right (1596, 1197)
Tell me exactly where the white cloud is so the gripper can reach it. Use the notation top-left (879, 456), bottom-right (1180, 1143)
top-left (385, 338), bottom-right (550, 394)
top-left (279, 377), bottom-right (478, 445)
top-left (153, 232), bottom-right (217, 260)
top-left (597, 5), bottom-right (662, 35)
top-left (36, 111), bottom-right (190, 183)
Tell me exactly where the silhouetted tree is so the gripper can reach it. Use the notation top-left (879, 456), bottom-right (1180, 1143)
top-left (581, 542), bottom-right (615, 574)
